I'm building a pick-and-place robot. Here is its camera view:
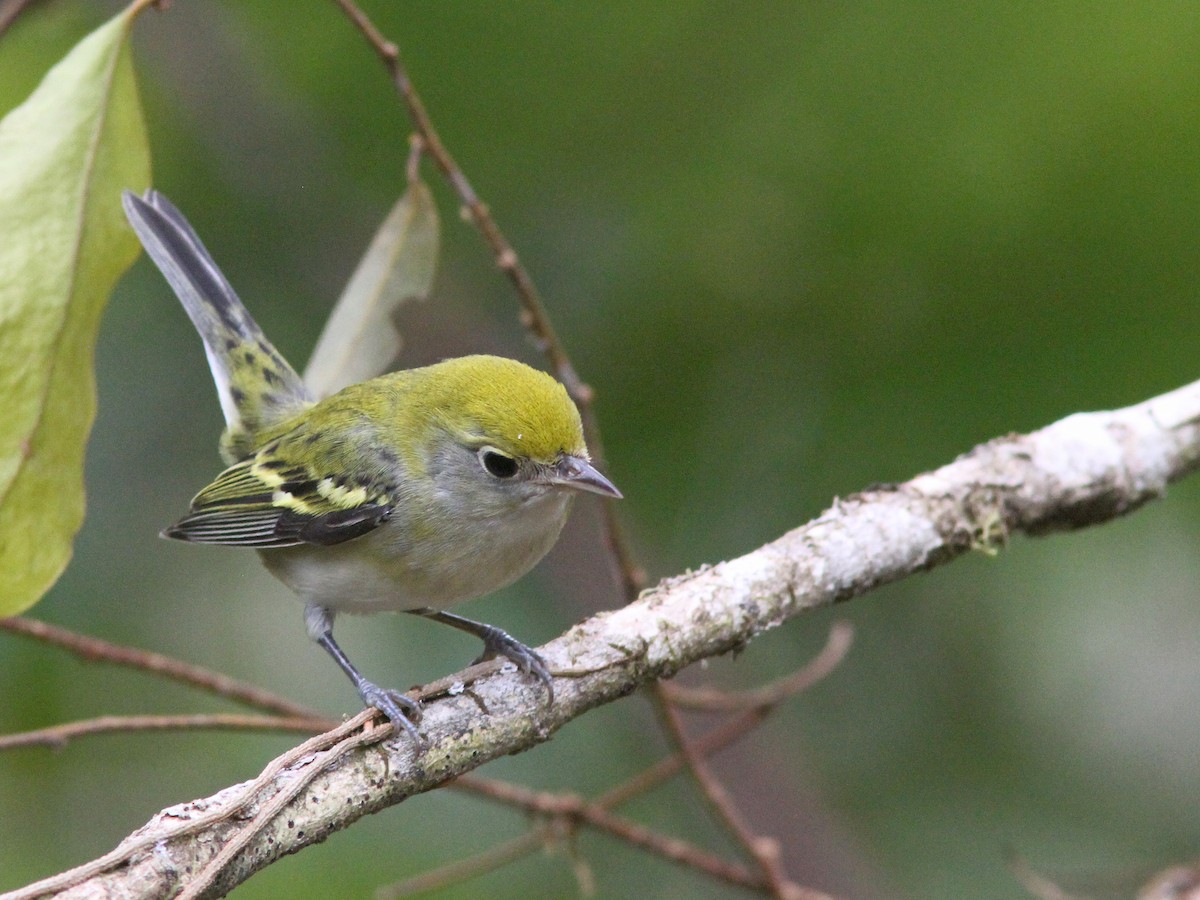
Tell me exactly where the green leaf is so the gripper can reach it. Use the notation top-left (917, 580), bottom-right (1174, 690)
top-left (303, 178), bottom-right (440, 397)
top-left (0, 7), bottom-right (151, 616)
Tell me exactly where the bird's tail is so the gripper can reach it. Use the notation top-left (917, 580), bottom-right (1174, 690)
top-left (122, 189), bottom-right (313, 462)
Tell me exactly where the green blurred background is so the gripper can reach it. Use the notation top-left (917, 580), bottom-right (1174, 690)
top-left (4, 2), bottom-right (1200, 897)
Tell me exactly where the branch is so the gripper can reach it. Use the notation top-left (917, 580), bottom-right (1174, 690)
top-left (0, 0), bottom-right (41, 39)
top-left (329, 0), bottom-right (648, 599)
top-left (653, 690), bottom-right (800, 898)
top-left (660, 621), bottom-right (854, 713)
top-left (440, 777), bottom-right (769, 894)
top-left (375, 622), bottom-right (853, 896)
top-left (11, 378), bottom-right (1200, 898)
top-left (0, 714), bottom-right (333, 751)
top-left (0, 618), bottom-right (318, 719)
top-left (330, 0), bottom-right (580, 398)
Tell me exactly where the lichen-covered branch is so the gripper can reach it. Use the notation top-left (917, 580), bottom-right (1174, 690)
top-left (12, 377), bottom-right (1200, 899)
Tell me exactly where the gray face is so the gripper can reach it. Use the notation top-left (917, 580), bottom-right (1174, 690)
top-left (428, 437), bottom-right (560, 516)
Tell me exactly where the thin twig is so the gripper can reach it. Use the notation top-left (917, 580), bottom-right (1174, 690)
top-left (447, 776), bottom-right (767, 892)
top-left (597, 621), bottom-right (853, 808)
top-left (639, 622), bottom-right (858, 898)
top-left (0, 616), bottom-right (552, 753)
top-left (6, 711), bottom-right (376, 900)
top-left (0, 7), bottom-right (945, 900)
top-left (602, 501), bottom-right (650, 599)
top-left (0, 713), bottom-right (336, 751)
top-left (662, 621), bottom-right (855, 712)
top-left (1005, 848), bottom-right (1087, 900)
top-left (632, 620), bottom-right (853, 894)
top-left (0, 0), bottom-right (38, 39)
top-left (405, 132), bottom-right (424, 183)
top-left (591, 705), bottom-right (765, 811)
top-left (419, 624), bottom-right (853, 897)
top-left (655, 686), bottom-right (799, 899)
top-left (329, 0), bottom-right (578, 396)
top-left (375, 829), bottom-right (547, 899)
top-left (178, 719), bottom-right (387, 899)
top-left (327, 0), bottom-right (645, 600)
top-left (0, 617), bottom-right (318, 718)
top-left (579, 802), bottom-right (768, 892)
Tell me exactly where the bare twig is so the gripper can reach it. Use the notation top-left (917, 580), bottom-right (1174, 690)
top-left (375, 829), bottom-right (549, 899)
top-left (0, 617), bottom-right (318, 718)
top-left (0, 713), bottom-right (335, 751)
top-left (446, 776), bottom-right (768, 892)
top-left (13, 8), bottom-right (1200, 899)
top-left (1006, 849), bottom-right (1088, 900)
top-left (0, 617), bottom-right (530, 737)
top-left (603, 502), bottom-right (650, 600)
top-left (662, 621), bottom-right (855, 712)
top-left (596, 621), bottom-right (853, 809)
top-left (329, 0), bottom-right (579, 398)
top-left (6, 711), bottom-right (376, 900)
top-left (655, 686), bottom-right (799, 898)
top-left (178, 719), bottom-right (388, 899)
top-left (392, 623), bottom-right (852, 896)
top-left (316, 18), bottom-right (797, 891)
top-left (640, 633), bottom-right (857, 890)
top-left (1, 625), bottom-right (848, 895)
top-left (645, 615), bottom-right (854, 894)
top-left (592, 702), bottom-right (767, 811)
top-left (326, 0), bottom-right (646, 600)
top-left (0, 0), bottom-right (35, 38)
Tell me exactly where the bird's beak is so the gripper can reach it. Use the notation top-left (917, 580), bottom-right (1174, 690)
top-left (550, 454), bottom-right (622, 498)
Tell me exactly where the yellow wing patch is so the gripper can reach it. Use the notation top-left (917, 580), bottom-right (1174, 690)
top-left (165, 446), bottom-right (397, 548)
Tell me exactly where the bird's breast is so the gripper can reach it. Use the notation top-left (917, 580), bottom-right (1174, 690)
top-left (260, 492), bottom-right (574, 614)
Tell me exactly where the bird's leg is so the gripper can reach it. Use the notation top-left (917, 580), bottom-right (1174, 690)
top-left (409, 608), bottom-right (554, 706)
top-left (305, 604), bottom-right (423, 742)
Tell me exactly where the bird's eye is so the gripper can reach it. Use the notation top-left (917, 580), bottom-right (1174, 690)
top-left (479, 448), bottom-right (519, 479)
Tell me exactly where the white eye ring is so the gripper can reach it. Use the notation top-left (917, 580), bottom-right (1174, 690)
top-left (478, 446), bottom-right (519, 479)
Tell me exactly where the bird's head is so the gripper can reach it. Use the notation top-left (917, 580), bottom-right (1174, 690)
top-left (410, 355), bottom-right (621, 510)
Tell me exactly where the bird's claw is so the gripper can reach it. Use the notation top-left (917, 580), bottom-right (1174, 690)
top-left (472, 627), bottom-right (554, 707)
top-left (357, 680), bottom-right (425, 745)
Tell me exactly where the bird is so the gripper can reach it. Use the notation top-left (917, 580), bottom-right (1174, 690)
top-left (121, 189), bottom-right (621, 741)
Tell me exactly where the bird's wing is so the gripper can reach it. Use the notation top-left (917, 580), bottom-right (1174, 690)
top-left (164, 452), bottom-right (394, 549)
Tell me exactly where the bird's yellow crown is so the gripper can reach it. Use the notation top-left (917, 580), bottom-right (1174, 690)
top-left (405, 355), bottom-right (586, 463)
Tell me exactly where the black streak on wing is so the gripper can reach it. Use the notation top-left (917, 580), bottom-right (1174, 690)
top-left (277, 504), bottom-right (393, 546)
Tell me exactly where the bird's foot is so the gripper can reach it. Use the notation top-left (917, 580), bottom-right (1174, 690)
top-left (357, 679), bottom-right (425, 745)
top-left (472, 626), bottom-right (554, 707)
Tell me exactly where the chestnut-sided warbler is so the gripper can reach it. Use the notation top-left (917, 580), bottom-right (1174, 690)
top-left (122, 190), bottom-right (620, 740)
